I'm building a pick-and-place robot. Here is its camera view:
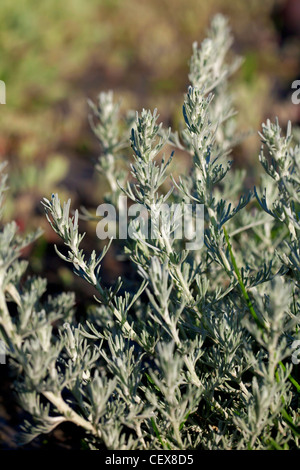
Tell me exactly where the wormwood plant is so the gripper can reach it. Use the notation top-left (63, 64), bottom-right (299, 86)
top-left (0, 15), bottom-right (299, 450)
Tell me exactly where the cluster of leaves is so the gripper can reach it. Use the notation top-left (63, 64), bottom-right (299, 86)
top-left (0, 15), bottom-right (299, 450)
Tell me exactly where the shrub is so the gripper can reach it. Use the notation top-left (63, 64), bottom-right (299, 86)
top-left (0, 15), bottom-right (299, 450)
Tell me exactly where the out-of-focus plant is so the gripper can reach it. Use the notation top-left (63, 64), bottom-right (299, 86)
top-left (0, 0), bottom-right (296, 234)
top-left (0, 14), bottom-right (299, 450)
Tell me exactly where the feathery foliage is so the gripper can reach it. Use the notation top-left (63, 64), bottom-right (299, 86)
top-left (0, 15), bottom-right (299, 450)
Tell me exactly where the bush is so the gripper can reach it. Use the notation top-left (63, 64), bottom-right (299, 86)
top-left (0, 15), bottom-right (299, 450)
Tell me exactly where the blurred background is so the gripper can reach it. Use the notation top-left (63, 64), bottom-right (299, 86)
top-left (0, 0), bottom-right (299, 330)
top-left (0, 0), bottom-right (299, 245)
top-left (0, 0), bottom-right (300, 449)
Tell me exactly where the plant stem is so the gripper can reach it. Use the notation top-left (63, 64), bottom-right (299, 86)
top-left (43, 391), bottom-right (99, 436)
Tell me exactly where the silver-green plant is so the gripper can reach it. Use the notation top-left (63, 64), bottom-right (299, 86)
top-left (0, 15), bottom-right (299, 450)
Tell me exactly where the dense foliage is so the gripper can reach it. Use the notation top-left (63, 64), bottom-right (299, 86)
top-left (0, 15), bottom-right (299, 450)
